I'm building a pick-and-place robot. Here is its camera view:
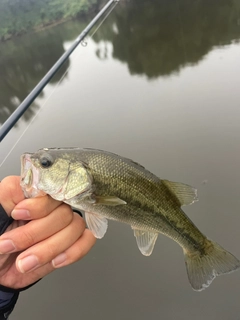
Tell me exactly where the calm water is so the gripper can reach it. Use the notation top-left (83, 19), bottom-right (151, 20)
top-left (1, 0), bottom-right (240, 319)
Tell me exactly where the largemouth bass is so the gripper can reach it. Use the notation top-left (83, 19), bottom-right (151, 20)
top-left (20, 147), bottom-right (240, 291)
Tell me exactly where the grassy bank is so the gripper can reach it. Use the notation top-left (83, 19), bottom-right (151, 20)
top-left (0, 0), bottom-right (98, 41)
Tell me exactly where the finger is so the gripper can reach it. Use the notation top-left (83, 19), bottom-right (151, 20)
top-left (0, 204), bottom-right (76, 254)
top-left (52, 229), bottom-right (96, 268)
top-left (11, 196), bottom-right (62, 220)
top-left (0, 176), bottom-right (24, 215)
top-left (16, 213), bottom-right (86, 273)
top-left (0, 256), bottom-right (55, 289)
top-left (1, 230), bottom-right (95, 288)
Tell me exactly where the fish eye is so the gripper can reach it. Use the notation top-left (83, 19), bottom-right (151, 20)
top-left (40, 155), bottom-right (54, 168)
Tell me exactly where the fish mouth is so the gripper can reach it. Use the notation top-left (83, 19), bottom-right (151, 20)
top-left (20, 153), bottom-right (46, 198)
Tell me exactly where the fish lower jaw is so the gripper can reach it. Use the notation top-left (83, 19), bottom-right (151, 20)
top-left (23, 187), bottom-right (46, 198)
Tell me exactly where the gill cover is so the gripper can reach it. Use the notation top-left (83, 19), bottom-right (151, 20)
top-left (41, 157), bottom-right (94, 202)
top-left (62, 164), bottom-right (93, 200)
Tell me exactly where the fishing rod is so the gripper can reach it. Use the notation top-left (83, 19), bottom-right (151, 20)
top-left (0, 0), bottom-right (118, 143)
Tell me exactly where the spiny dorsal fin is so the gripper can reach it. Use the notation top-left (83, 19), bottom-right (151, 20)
top-left (132, 228), bottom-right (158, 256)
top-left (162, 179), bottom-right (198, 206)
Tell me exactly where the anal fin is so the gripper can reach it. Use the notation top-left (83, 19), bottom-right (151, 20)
top-left (132, 228), bottom-right (158, 256)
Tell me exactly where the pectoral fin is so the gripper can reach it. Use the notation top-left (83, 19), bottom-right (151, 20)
top-left (85, 212), bottom-right (108, 239)
top-left (132, 228), bottom-right (158, 256)
top-left (94, 196), bottom-right (127, 206)
top-left (162, 179), bottom-right (198, 206)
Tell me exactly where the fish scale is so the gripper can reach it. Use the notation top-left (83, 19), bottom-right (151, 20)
top-left (80, 151), bottom-right (204, 248)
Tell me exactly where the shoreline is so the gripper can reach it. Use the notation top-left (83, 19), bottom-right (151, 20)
top-left (0, 17), bottom-right (75, 43)
top-left (0, 3), bottom-right (99, 43)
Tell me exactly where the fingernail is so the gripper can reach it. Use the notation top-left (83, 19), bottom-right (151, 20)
top-left (11, 209), bottom-right (30, 220)
top-left (18, 255), bottom-right (39, 273)
top-left (52, 253), bottom-right (67, 268)
top-left (0, 240), bottom-right (16, 254)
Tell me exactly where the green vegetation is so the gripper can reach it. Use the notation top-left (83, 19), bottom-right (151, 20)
top-left (0, 0), bottom-right (97, 41)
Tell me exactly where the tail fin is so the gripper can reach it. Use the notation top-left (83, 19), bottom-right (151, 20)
top-left (184, 240), bottom-right (240, 291)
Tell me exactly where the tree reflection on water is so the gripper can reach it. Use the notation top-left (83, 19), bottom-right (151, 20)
top-left (0, 28), bottom-right (70, 125)
top-left (1, 0), bottom-right (240, 125)
top-left (93, 0), bottom-right (240, 78)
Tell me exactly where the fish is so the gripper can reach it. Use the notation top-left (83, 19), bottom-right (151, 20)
top-left (20, 147), bottom-right (240, 291)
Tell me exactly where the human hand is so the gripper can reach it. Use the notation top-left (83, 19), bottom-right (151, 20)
top-left (0, 176), bottom-right (96, 289)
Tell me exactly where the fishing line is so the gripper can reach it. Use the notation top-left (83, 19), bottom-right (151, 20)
top-left (0, 0), bottom-right (119, 169)
top-left (0, 66), bottom-right (70, 168)
top-left (89, 0), bottom-right (119, 38)
top-left (80, 0), bottom-right (118, 46)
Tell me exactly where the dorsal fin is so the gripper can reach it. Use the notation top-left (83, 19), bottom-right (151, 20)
top-left (162, 179), bottom-right (198, 206)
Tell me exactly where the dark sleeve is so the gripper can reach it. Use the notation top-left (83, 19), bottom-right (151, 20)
top-left (0, 292), bottom-right (19, 320)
